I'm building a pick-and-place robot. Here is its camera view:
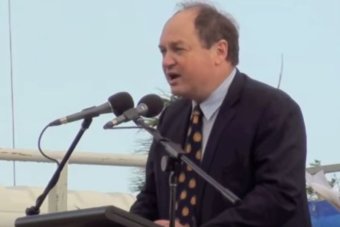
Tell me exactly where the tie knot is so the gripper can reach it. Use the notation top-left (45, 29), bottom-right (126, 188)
top-left (190, 105), bottom-right (203, 127)
top-left (192, 105), bottom-right (202, 117)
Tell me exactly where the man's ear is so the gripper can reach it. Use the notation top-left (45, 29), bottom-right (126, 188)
top-left (213, 39), bottom-right (228, 65)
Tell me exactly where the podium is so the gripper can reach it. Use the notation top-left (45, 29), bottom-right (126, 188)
top-left (15, 205), bottom-right (160, 227)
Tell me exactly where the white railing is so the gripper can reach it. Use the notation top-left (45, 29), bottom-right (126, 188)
top-left (0, 148), bottom-right (147, 167)
top-left (1, 147), bottom-right (340, 213)
top-left (306, 163), bottom-right (340, 174)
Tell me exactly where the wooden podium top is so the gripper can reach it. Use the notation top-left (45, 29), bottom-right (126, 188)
top-left (15, 205), bottom-right (160, 227)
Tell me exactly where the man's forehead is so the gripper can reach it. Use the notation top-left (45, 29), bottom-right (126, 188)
top-left (159, 21), bottom-right (196, 46)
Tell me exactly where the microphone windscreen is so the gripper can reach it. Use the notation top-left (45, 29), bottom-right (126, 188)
top-left (108, 92), bottom-right (134, 116)
top-left (138, 94), bottom-right (164, 118)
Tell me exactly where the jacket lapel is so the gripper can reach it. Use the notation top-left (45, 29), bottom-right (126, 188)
top-left (196, 72), bottom-right (246, 215)
top-left (201, 71), bottom-right (245, 172)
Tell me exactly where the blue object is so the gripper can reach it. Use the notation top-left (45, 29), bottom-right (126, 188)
top-left (309, 200), bottom-right (340, 227)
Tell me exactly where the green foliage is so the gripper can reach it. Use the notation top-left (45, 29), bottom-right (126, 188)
top-left (130, 93), bottom-right (176, 192)
top-left (310, 160), bottom-right (321, 168)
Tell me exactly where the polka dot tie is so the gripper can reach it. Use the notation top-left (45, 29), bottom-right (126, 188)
top-left (176, 105), bottom-right (203, 227)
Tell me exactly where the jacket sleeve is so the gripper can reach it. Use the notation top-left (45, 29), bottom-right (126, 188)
top-left (129, 106), bottom-right (171, 220)
top-left (129, 139), bottom-right (159, 220)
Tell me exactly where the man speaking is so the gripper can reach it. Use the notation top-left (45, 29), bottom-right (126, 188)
top-left (130, 2), bottom-right (311, 227)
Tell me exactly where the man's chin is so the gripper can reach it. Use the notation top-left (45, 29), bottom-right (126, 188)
top-left (170, 88), bottom-right (186, 98)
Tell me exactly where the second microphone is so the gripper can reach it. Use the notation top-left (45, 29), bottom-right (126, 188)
top-left (103, 94), bottom-right (164, 129)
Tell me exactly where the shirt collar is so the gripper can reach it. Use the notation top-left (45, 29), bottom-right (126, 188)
top-left (193, 68), bottom-right (237, 120)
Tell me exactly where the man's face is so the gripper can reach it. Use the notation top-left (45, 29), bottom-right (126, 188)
top-left (159, 10), bottom-right (216, 102)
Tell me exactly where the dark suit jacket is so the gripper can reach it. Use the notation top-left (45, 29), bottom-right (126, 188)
top-left (130, 71), bottom-right (311, 227)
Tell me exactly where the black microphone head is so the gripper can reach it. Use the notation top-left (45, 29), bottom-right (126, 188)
top-left (108, 92), bottom-right (134, 116)
top-left (138, 94), bottom-right (164, 118)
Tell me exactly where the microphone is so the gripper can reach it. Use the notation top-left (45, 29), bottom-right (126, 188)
top-left (103, 94), bottom-right (163, 129)
top-left (48, 92), bottom-right (134, 126)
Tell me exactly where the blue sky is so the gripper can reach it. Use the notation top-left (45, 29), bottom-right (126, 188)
top-left (0, 0), bottom-right (339, 193)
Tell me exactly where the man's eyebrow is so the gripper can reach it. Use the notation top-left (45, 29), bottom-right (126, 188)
top-left (159, 40), bottom-right (186, 49)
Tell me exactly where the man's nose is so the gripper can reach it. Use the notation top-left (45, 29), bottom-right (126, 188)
top-left (162, 53), bottom-right (176, 68)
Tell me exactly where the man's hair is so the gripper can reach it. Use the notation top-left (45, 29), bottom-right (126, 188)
top-left (177, 1), bottom-right (239, 65)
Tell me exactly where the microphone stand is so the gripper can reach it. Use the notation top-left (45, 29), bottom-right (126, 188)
top-left (160, 155), bottom-right (179, 227)
top-left (26, 118), bottom-right (93, 216)
top-left (134, 118), bottom-right (241, 227)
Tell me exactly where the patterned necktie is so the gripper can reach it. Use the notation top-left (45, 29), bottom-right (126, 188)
top-left (176, 105), bottom-right (203, 227)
